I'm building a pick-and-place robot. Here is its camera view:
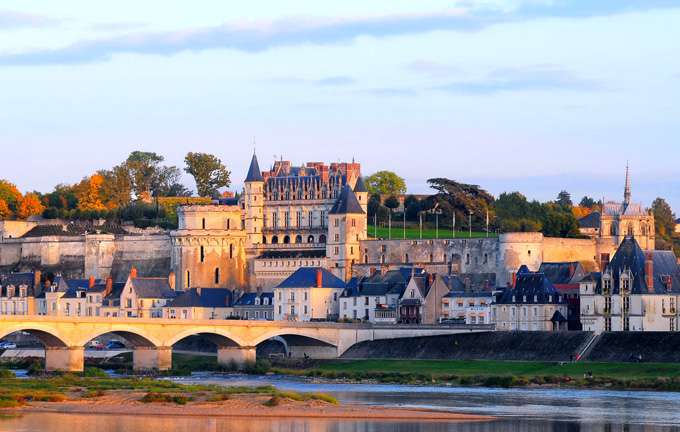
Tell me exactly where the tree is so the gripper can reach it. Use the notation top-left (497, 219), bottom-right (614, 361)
top-left (98, 164), bottom-right (132, 209)
top-left (541, 203), bottom-right (580, 238)
top-left (44, 184), bottom-right (78, 210)
top-left (366, 171), bottom-right (407, 196)
top-left (0, 180), bottom-right (22, 214)
top-left (556, 190), bottom-right (573, 208)
top-left (494, 192), bottom-right (542, 233)
top-left (75, 175), bottom-right (107, 212)
top-left (0, 199), bottom-right (11, 219)
top-left (579, 196), bottom-right (596, 209)
top-left (16, 193), bottom-right (45, 219)
top-left (652, 198), bottom-right (676, 241)
top-left (184, 152), bottom-right (231, 197)
top-left (151, 166), bottom-right (188, 197)
top-left (426, 178), bottom-right (495, 231)
top-left (383, 195), bottom-right (400, 210)
top-left (125, 151), bottom-right (165, 201)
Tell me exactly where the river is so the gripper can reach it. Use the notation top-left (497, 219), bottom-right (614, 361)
top-left (2, 373), bottom-right (680, 431)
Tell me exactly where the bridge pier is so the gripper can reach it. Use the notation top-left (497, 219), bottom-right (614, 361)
top-left (133, 346), bottom-right (172, 371)
top-left (217, 346), bottom-right (256, 369)
top-left (45, 347), bottom-right (84, 372)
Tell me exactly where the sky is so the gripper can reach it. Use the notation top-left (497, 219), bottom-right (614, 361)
top-left (1, 0), bottom-right (679, 211)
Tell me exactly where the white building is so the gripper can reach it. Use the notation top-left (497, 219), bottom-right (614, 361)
top-left (273, 267), bottom-right (345, 321)
top-left (442, 290), bottom-right (494, 324)
top-left (580, 237), bottom-right (680, 333)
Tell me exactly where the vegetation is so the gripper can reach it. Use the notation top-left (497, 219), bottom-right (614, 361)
top-left (652, 198), bottom-right (678, 253)
top-left (184, 152), bottom-right (231, 197)
top-left (494, 191), bottom-right (581, 237)
top-left (365, 171), bottom-right (407, 196)
top-left (368, 224), bottom-right (493, 240)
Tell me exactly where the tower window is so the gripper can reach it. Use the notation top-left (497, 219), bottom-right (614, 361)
top-left (202, 218), bottom-right (206, 229)
top-left (214, 268), bottom-right (220, 284)
top-left (200, 246), bottom-right (205, 262)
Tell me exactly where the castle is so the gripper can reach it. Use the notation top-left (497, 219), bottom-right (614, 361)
top-left (0, 158), bottom-right (655, 293)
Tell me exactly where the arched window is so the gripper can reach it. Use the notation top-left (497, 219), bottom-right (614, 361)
top-left (295, 235), bottom-right (302, 244)
top-left (404, 254), bottom-right (409, 263)
top-left (641, 223), bottom-right (647, 236)
top-left (307, 235), bottom-right (315, 243)
top-left (319, 234), bottom-right (326, 243)
top-left (364, 254), bottom-right (368, 264)
top-left (272, 236), bottom-right (279, 244)
top-left (283, 235), bottom-right (290, 244)
top-left (610, 223), bottom-right (617, 236)
top-left (262, 236), bottom-right (267, 244)
top-left (627, 223), bottom-right (634, 237)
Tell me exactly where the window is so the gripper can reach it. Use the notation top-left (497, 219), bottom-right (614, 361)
top-left (351, 218), bottom-right (356, 227)
top-left (304, 291), bottom-right (308, 301)
top-left (303, 305), bottom-right (308, 314)
top-left (202, 218), bottom-right (206, 229)
top-left (214, 267), bottom-right (220, 284)
top-left (334, 218), bottom-right (339, 227)
top-left (186, 271), bottom-right (191, 288)
top-left (229, 244), bottom-right (233, 259)
top-left (364, 296), bottom-right (369, 305)
top-left (200, 246), bottom-right (205, 262)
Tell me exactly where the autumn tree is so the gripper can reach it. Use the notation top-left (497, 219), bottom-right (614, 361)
top-left (184, 152), bottom-right (231, 197)
top-left (16, 193), bottom-right (45, 219)
top-left (0, 179), bottom-right (22, 214)
top-left (0, 199), bottom-right (11, 219)
top-left (75, 175), bottom-right (107, 212)
top-left (366, 171), bottom-right (407, 196)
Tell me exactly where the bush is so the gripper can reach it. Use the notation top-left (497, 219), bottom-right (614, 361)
top-left (82, 367), bottom-right (108, 378)
top-left (0, 369), bottom-right (15, 379)
top-left (263, 395), bottom-right (281, 407)
top-left (140, 392), bottom-right (190, 405)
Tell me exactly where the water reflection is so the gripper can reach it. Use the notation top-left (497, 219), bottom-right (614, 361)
top-left (1, 413), bottom-right (680, 432)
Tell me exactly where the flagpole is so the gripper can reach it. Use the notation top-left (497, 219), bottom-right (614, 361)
top-left (452, 212), bottom-right (455, 239)
top-left (436, 213), bottom-right (439, 239)
top-left (486, 209), bottom-right (489, 238)
top-left (388, 211), bottom-right (392, 240)
top-left (374, 213), bottom-right (377, 239)
top-left (468, 211), bottom-right (472, 239)
top-left (419, 213), bottom-right (422, 240)
top-left (403, 210), bottom-right (406, 239)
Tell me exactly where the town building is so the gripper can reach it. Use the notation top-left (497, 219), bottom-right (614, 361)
top-left (579, 237), bottom-right (680, 333)
top-left (231, 292), bottom-right (274, 320)
top-left (273, 267), bottom-right (345, 321)
top-left (492, 266), bottom-right (568, 331)
top-left (440, 274), bottom-right (495, 324)
top-left (0, 271), bottom-right (46, 316)
top-left (118, 268), bottom-right (177, 318)
top-left (539, 262), bottom-right (589, 330)
top-left (163, 288), bottom-right (234, 320)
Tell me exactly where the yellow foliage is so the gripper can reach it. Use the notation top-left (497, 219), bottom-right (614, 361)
top-left (0, 199), bottom-right (11, 219)
top-left (76, 174), bottom-right (107, 212)
top-left (572, 206), bottom-right (593, 220)
top-left (17, 193), bottom-right (45, 219)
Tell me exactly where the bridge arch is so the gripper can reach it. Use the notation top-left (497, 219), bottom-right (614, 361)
top-left (74, 325), bottom-right (163, 348)
top-left (165, 328), bottom-right (246, 348)
top-left (0, 325), bottom-right (69, 348)
top-left (250, 328), bottom-right (337, 350)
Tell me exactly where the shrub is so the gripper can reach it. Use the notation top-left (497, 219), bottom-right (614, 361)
top-left (263, 395), bottom-right (281, 407)
top-left (0, 369), bottom-right (15, 379)
top-left (82, 367), bottom-right (108, 378)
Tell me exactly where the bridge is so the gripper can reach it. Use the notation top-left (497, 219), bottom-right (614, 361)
top-left (0, 316), bottom-right (491, 372)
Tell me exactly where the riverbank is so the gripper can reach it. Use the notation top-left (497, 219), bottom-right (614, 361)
top-left (0, 373), bottom-right (489, 422)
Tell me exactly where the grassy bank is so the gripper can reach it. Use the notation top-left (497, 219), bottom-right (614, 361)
top-left (270, 359), bottom-right (680, 391)
top-left (0, 369), bottom-right (336, 408)
top-left (368, 224), bottom-right (494, 240)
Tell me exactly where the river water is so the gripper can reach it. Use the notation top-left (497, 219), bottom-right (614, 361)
top-left (2, 373), bottom-right (680, 431)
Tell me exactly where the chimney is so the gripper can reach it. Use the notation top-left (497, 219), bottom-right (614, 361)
top-left (168, 271), bottom-right (176, 290)
top-left (645, 253), bottom-right (654, 293)
top-left (511, 272), bottom-right (517, 289)
top-left (600, 254), bottom-right (610, 272)
top-left (103, 277), bottom-right (113, 298)
top-left (464, 277), bottom-right (471, 292)
top-left (369, 267), bottom-right (376, 276)
top-left (33, 270), bottom-right (42, 291)
top-left (129, 266), bottom-right (138, 279)
top-left (316, 268), bottom-right (323, 288)
top-left (427, 273), bottom-right (434, 287)
top-left (88, 275), bottom-right (96, 289)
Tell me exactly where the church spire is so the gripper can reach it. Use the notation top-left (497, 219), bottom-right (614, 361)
top-left (623, 162), bottom-right (631, 207)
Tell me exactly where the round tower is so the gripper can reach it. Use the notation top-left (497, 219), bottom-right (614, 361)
top-left (244, 152), bottom-right (264, 248)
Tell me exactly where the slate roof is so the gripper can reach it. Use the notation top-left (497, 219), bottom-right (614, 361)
top-left (245, 153), bottom-right (264, 182)
top-left (258, 250), bottom-right (326, 259)
top-left (130, 278), bottom-right (177, 299)
top-left (0, 272), bottom-right (40, 296)
top-left (276, 267), bottom-right (346, 289)
top-left (495, 266), bottom-right (563, 305)
top-left (329, 185), bottom-right (364, 215)
top-left (102, 283), bottom-right (126, 306)
top-left (353, 176), bottom-right (368, 193)
top-left (167, 288), bottom-right (233, 308)
top-left (341, 267), bottom-right (422, 298)
top-left (234, 292), bottom-right (274, 307)
top-left (578, 211), bottom-right (601, 229)
top-left (539, 262), bottom-right (586, 285)
top-left (444, 290), bottom-right (493, 299)
top-left (551, 310), bottom-right (568, 323)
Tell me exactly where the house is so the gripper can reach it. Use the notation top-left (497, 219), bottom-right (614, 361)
top-left (231, 292), bottom-right (274, 320)
top-left (580, 236), bottom-right (680, 333)
top-left (119, 268), bottom-right (178, 318)
top-left (163, 288), bottom-right (234, 320)
top-left (539, 262), bottom-right (588, 330)
top-left (273, 267), bottom-right (345, 321)
top-left (339, 267), bottom-right (416, 323)
top-left (56, 276), bottom-right (105, 318)
top-left (492, 266), bottom-right (568, 331)
top-left (0, 271), bottom-right (46, 316)
top-left (440, 274), bottom-right (495, 325)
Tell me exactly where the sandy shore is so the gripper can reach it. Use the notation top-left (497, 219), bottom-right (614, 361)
top-left (4, 391), bottom-right (492, 422)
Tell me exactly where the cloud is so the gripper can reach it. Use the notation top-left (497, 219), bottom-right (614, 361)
top-left (316, 76), bottom-right (355, 86)
top-left (406, 60), bottom-right (459, 78)
top-left (89, 21), bottom-right (148, 32)
top-left (0, 1), bottom-right (678, 65)
top-left (269, 75), bottom-right (356, 87)
top-left (361, 87), bottom-right (418, 97)
top-left (434, 66), bottom-right (604, 94)
top-left (0, 10), bottom-right (59, 29)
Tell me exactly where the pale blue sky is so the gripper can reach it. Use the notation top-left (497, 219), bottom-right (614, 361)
top-left (1, 1), bottom-right (679, 210)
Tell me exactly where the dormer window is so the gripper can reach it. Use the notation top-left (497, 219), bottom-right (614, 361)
top-left (549, 295), bottom-right (553, 303)
top-left (522, 295), bottom-right (526, 303)
top-left (533, 295), bottom-right (537, 303)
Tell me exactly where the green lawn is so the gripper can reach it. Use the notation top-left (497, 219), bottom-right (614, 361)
top-left (312, 359), bottom-right (680, 380)
top-left (368, 224), bottom-right (495, 240)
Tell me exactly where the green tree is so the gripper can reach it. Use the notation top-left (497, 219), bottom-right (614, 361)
top-left (541, 202), bottom-right (580, 237)
top-left (98, 164), bottom-right (132, 209)
top-left (184, 152), bottom-right (231, 197)
top-left (125, 151), bottom-right (165, 201)
top-left (556, 190), bottom-right (573, 208)
top-left (579, 196), bottom-right (596, 209)
top-left (366, 171), bottom-right (407, 196)
top-left (44, 184), bottom-right (78, 210)
top-left (383, 195), bottom-right (400, 210)
top-left (426, 178), bottom-right (495, 231)
top-left (652, 198), bottom-right (676, 241)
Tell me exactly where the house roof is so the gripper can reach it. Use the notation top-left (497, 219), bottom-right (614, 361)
top-left (234, 292), bottom-right (274, 306)
top-left (276, 267), bottom-right (346, 289)
top-left (329, 185), bottom-right (364, 215)
top-left (578, 211), bottom-right (601, 229)
top-left (167, 288), bottom-right (233, 308)
top-left (495, 266), bottom-right (563, 305)
top-left (245, 153), bottom-right (264, 182)
top-left (130, 278), bottom-right (177, 299)
top-left (539, 262), bottom-right (586, 285)
top-left (353, 176), bottom-right (368, 193)
top-left (551, 310), bottom-right (568, 323)
top-left (342, 267), bottom-right (422, 298)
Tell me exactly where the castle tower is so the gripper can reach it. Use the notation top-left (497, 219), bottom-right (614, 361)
top-left (244, 152), bottom-right (264, 249)
top-left (327, 185), bottom-right (367, 281)
top-left (353, 176), bottom-right (368, 214)
top-left (624, 163), bottom-right (631, 209)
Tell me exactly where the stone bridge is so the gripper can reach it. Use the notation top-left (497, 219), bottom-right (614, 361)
top-left (0, 316), bottom-right (491, 372)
